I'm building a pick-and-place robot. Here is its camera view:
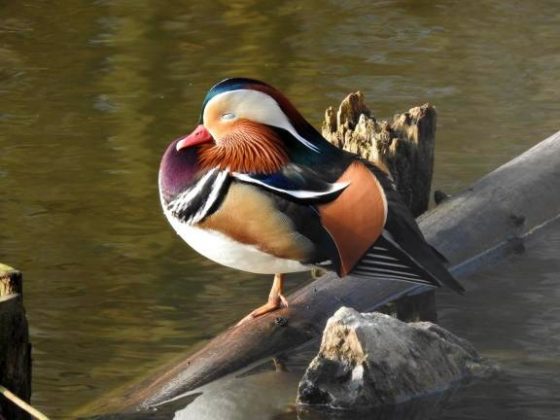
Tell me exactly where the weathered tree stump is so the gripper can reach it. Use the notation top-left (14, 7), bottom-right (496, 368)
top-left (322, 92), bottom-right (436, 218)
top-left (0, 264), bottom-right (32, 420)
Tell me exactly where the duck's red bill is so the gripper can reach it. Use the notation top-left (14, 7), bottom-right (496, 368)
top-left (176, 125), bottom-right (213, 150)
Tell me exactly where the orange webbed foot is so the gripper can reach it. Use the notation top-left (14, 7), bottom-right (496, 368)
top-left (236, 273), bottom-right (288, 326)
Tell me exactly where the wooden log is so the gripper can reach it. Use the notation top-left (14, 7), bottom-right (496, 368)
top-left (0, 264), bottom-right (32, 420)
top-left (91, 131), bottom-right (560, 415)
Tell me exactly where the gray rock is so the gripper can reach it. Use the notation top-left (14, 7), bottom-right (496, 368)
top-left (297, 307), bottom-right (493, 410)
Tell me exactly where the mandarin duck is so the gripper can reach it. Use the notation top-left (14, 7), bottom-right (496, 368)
top-left (159, 78), bottom-right (464, 324)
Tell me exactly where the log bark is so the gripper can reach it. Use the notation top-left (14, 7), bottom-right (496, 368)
top-left (89, 130), bottom-right (560, 415)
top-left (0, 264), bottom-right (32, 420)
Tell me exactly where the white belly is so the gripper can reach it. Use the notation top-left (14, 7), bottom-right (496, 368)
top-left (165, 210), bottom-right (310, 274)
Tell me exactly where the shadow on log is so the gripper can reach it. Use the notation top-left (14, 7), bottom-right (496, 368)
top-left (85, 95), bottom-right (560, 416)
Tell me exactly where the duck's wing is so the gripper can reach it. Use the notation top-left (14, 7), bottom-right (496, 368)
top-left (233, 160), bottom-right (388, 275)
top-left (351, 163), bottom-right (465, 293)
top-left (229, 163), bottom-right (344, 268)
top-left (232, 163), bottom-right (348, 203)
top-left (232, 159), bottom-right (464, 293)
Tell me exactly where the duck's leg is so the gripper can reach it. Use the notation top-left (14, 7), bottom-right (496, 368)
top-left (237, 273), bottom-right (288, 326)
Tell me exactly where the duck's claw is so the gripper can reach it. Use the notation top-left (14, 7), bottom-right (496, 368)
top-left (236, 294), bottom-right (288, 326)
top-left (236, 273), bottom-right (288, 326)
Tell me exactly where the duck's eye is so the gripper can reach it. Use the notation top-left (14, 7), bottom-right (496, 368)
top-left (221, 113), bottom-right (236, 121)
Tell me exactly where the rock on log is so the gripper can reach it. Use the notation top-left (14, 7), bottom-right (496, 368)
top-left (297, 307), bottom-right (492, 409)
top-left (0, 264), bottom-right (32, 420)
top-left (88, 132), bottom-right (560, 415)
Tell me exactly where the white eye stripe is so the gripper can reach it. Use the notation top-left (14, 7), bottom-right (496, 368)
top-left (204, 89), bottom-right (320, 153)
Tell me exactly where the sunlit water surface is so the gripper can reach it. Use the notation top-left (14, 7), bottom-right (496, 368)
top-left (0, 1), bottom-right (559, 418)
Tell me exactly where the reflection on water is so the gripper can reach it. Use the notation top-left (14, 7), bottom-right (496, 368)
top-left (0, 0), bottom-right (559, 418)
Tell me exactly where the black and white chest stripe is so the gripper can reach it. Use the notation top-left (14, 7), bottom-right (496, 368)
top-left (166, 169), bottom-right (230, 225)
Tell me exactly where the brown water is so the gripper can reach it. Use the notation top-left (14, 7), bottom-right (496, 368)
top-left (0, 1), bottom-right (559, 418)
